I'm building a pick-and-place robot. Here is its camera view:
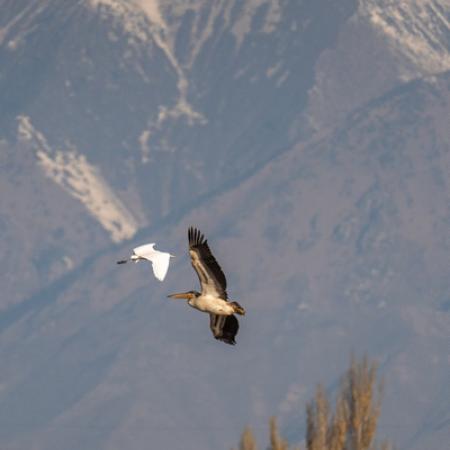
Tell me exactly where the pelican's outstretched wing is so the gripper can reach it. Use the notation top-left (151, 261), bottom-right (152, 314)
top-left (188, 227), bottom-right (227, 298)
top-left (209, 314), bottom-right (239, 345)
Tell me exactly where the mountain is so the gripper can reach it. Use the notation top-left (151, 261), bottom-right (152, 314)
top-left (0, 1), bottom-right (449, 449)
top-left (0, 0), bottom-right (357, 308)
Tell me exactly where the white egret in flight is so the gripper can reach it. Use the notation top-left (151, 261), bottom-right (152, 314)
top-left (117, 243), bottom-right (174, 282)
top-left (168, 227), bottom-right (245, 345)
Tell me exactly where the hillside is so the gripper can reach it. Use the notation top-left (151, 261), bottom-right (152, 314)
top-left (0, 1), bottom-right (449, 449)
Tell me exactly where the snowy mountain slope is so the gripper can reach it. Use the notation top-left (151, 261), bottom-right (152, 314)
top-left (0, 0), bottom-right (356, 218)
top-left (306, 0), bottom-right (450, 129)
top-left (360, 0), bottom-right (450, 77)
top-left (0, 72), bottom-right (448, 450)
top-left (0, 0), bottom-right (357, 312)
top-left (0, 137), bottom-right (115, 310)
top-left (18, 115), bottom-right (142, 243)
top-left (0, 111), bottom-right (145, 309)
top-left (0, 1), bottom-right (449, 449)
top-left (1, 0), bottom-right (447, 295)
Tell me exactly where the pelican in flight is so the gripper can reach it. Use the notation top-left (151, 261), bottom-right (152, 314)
top-left (168, 227), bottom-right (245, 345)
top-left (117, 243), bottom-right (174, 282)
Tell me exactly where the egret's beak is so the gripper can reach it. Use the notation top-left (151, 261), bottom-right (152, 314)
top-left (167, 292), bottom-right (191, 300)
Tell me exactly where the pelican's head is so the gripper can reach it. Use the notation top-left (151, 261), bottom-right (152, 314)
top-left (167, 290), bottom-right (199, 300)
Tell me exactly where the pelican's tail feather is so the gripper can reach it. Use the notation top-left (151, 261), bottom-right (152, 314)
top-left (230, 301), bottom-right (245, 316)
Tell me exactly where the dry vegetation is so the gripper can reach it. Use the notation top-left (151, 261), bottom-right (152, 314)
top-left (234, 357), bottom-right (390, 450)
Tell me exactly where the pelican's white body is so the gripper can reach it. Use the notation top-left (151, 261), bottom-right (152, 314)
top-left (131, 243), bottom-right (173, 281)
top-left (188, 294), bottom-right (235, 315)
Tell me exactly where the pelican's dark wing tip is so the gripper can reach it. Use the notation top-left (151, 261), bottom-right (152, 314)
top-left (188, 227), bottom-right (193, 246)
top-left (218, 315), bottom-right (239, 345)
top-left (216, 337), bottom-right (236, 345)
top-left (188, 226), bottom-right (206, 248)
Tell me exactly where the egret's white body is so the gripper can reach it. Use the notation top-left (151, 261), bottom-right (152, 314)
top-left (117, 243), bottom-right (174, 281)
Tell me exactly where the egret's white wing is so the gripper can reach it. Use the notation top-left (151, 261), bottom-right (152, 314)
top-left (130, 243), bottom-right (172, 281)
top-left (133, 243), bottom-right (156, 257)
top-left (150, 251), bottom-right (171, 281)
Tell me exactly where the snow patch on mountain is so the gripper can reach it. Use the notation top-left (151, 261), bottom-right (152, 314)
top-left (86, 0), bottom-right (285, 127)
top-left (17, 115), bottom-right (51, 152)
top-left (36, 150), bottom-right (140, 243)
top-left (359, 0), bottom-right (450, 77)
top-left (139, 129), bottom-right (151, 163)
top-left (231, 0), bottom-right (282, 48)
top-left (135, 0), bottom-right (166, 30)
top-left (17, 116), bottom-right (140, 243)
top-left (0, 0), bottom-right (45, 49)
top-left (86, 0), bottom-right (206, 127)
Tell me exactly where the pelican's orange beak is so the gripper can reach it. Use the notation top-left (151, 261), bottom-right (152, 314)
top-left (167, 292), bottom-right (192, 300)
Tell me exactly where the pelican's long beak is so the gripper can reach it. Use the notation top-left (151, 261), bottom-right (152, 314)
top-left (167, 292), bottom-right (191, 300)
